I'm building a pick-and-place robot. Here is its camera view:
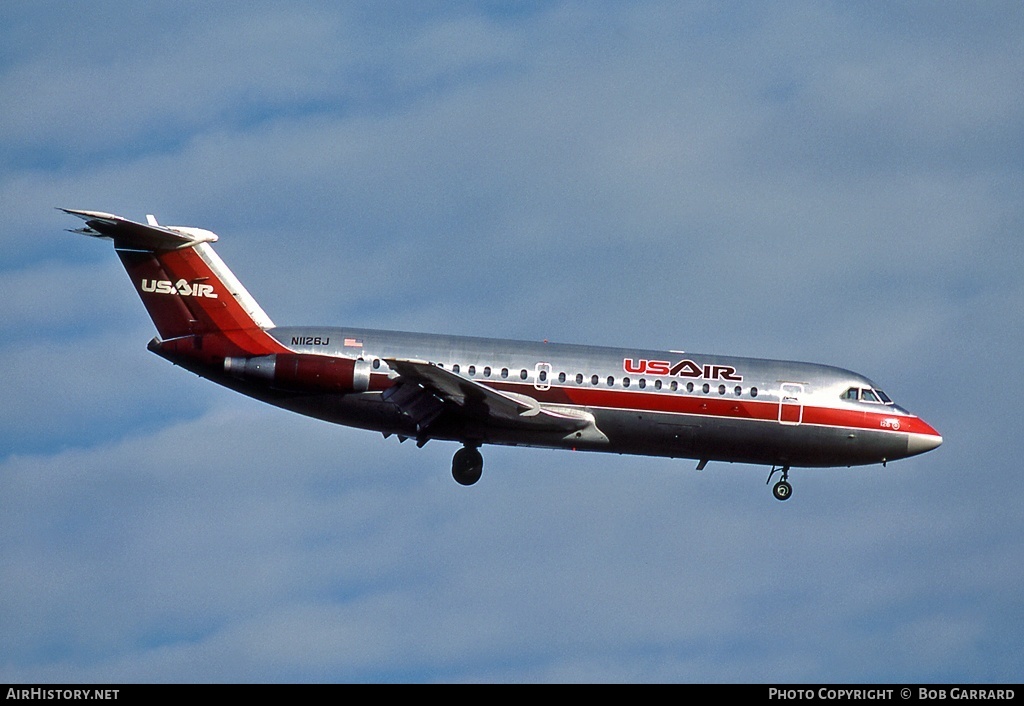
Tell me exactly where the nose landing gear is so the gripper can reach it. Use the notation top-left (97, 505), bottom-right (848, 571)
top-left (452, 445), bottom-right (484, 486)
top-left (767, 465), bottom-right (792, 501)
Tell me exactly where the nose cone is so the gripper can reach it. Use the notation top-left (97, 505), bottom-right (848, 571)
top-left (908, 432), bottom-right (943, 456)
top-left (906, 419), bottom-right (943, 457)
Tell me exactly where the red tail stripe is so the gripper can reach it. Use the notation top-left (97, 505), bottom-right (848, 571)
top-left (117, 245), bottom-right (288, 357)
top-left (158, 247), bottom-right (289, 355)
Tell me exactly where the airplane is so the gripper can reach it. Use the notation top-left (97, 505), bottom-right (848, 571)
top-left (61, 208), bottom-right (942, 500)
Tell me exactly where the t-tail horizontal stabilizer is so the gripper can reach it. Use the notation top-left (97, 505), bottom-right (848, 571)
top-left (60, 208), bottom-right (218, 251)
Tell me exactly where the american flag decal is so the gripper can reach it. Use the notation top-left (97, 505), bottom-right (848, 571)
top-left (343, 337), bottom-right (363, 347)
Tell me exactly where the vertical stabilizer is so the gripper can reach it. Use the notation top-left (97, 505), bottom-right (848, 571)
top-left (61, 209), bottom-right (287, 357)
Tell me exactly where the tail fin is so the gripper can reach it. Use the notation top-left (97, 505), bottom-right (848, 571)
top-left (62, 209), bottom-right (287, 357)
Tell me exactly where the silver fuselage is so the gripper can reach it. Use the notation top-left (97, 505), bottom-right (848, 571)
top-left (191, 325), bottom-right (940, 469)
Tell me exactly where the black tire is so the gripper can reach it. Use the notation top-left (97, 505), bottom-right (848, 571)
top-left (452, 446), bottom-right (483, 486)
top-left (773, 480), bottom-right (792, 501)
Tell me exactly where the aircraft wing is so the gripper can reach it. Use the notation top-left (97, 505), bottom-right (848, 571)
top-left (384, 358), bottom-right (608, 441)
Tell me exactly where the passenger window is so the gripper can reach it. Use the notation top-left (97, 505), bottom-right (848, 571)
top-left (734, 386), bottom-right (742, 396)
top-left (483, 366), bottom-right (490, 377)
top-left (638, 379), bottom-right (646, 389)
top-left (622, 377), bottom-right (631, 388)
top-left (751, 387), bottom-right (758, 398)
top-left (576, 373), bottom-right (584, 384)
top-left (558, 372), bottom-right (566, 383)
top-left (452, 364), bottom-right (460, 373)
top-left (520, 369), bottom-right (528, 380)
top-left (591, 374), bottom-right (599, 385)
top-left (654, 380), bottom-right (662, 390)
top-left (607, 376), bottom-right (615, 387)
top-left (718, 384), bottom-right (726, 395)
top-left (702, 383), bottom-right (710, 394)
top-left (670, 381), bottom-right (678, 391)
top-left (686, 382), bottom-right (694, 393)
top-left (539, 370), bottom-right (548, 382)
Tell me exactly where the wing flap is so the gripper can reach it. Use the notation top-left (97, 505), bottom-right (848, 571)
top-left (385, 358), bottom-right (530, 420)
top-left (384, 358), bottom-right (607, 442)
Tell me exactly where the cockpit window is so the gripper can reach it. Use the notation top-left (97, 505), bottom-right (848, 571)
top-left (841, 386), bottom-right (894, 405)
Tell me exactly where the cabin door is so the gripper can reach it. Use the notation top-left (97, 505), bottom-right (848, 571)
top-left (778, 383), bottom-right (804, 425)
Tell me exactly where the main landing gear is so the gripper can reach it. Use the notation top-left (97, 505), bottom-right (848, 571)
top-left (767, 465), bottom-right (793, 501)
top-left (452, 444), bottom-right (483, 486)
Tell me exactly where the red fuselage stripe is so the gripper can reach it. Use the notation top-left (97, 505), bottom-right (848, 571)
top-left (381, 375), bottom-right (941, 437)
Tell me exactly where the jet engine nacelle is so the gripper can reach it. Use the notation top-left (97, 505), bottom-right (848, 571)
top-left (224, 353), bottom-right (376, 393)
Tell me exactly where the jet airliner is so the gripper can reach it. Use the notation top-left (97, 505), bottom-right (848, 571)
top-left (61, 209), bottom-right (942, 500)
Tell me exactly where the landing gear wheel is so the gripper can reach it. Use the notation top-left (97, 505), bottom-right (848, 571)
top-left (766, 465), bottom-right (792, 501)
top-left (772, 480), bottom-right (793, 501)
top-left (452, 446), bottom-right (483, 486)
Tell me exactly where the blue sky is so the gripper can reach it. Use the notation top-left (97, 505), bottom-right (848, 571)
top-left (1, 1), bottom-right (1022, 683)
